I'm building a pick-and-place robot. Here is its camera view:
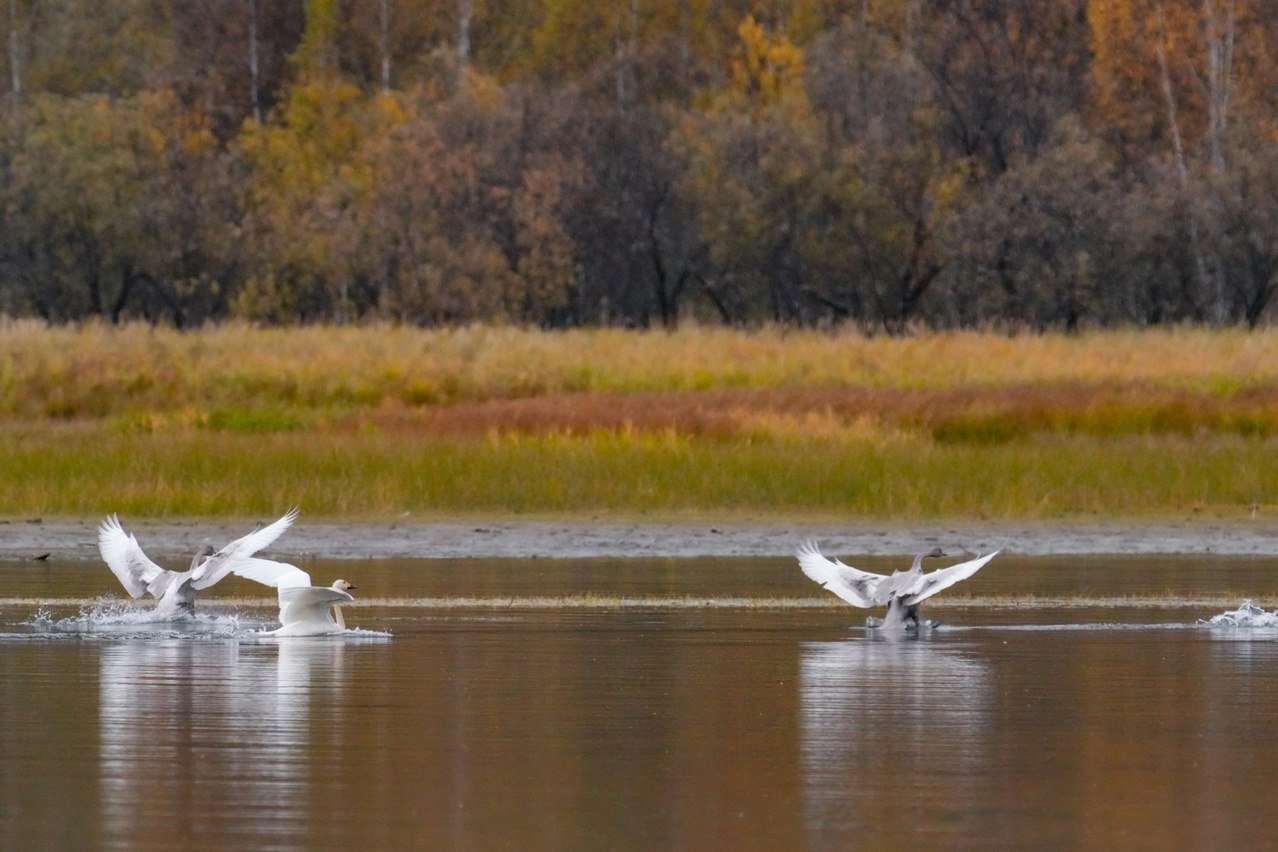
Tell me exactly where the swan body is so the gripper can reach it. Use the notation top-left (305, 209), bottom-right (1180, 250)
top-left (97, 509), bottom-right (299, 617)
top-left (233, 557), bottom-right (356, 636)
top-left (797, 541), bottom-right (999, 629)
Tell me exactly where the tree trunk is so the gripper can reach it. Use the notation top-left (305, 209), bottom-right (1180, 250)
top-left (1155, 26), bottom-right (1225, 323)
top-left (1203, 0), bottom-right (1235, 175)
top-left (457, 0), bottom-right (471, 65)
top-left (8, 0), bottom-right (19, 112)
top-left (247, 0), bottom-right (262, 122)
top-left (379, 0), bottom-right (391, 91)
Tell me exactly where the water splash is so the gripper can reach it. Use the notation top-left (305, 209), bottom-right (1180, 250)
top-left (35, 600), bottom-right (253, 637)
top-left (346, 627), bottom-right (394, 639)
top-left (1203, 600), bottom-right (1278, 629)
top-left (27, 606), bottom-right (55, 628)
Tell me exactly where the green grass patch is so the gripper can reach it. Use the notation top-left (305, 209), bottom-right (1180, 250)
top-left (3, 422), bottom-right (1277, 520)
top-left (200, 406), bottom-right (309, 433)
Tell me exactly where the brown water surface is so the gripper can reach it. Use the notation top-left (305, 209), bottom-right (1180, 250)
top-left (2, 555), bottom-right (1278, 849)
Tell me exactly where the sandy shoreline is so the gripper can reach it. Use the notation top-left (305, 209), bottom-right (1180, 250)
top-left (2, 515), bottom-right (1277, 561)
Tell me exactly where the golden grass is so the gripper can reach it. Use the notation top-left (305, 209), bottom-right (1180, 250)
top-left (4, 321), bottom-right (1278, 422)
top-left (5, 321), bottom-right (1278, 519)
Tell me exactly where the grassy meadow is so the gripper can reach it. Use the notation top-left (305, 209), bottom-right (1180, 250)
top-left (4, 320), bottom-right (1278, 520)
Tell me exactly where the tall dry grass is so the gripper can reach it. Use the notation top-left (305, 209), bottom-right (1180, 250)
top-left (5, 322), bottom-right (1278, 519)
top-left (4, 320), bottom-right (1278, 422)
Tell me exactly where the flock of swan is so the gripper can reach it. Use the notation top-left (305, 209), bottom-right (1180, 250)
top-left (97, 508), bottom-right (355, 636)
top-left (94, 506), bottom-right (1001, 635)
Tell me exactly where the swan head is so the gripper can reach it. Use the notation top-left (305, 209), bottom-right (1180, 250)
top-left (909, 547), bottom-right (947, 571)
top-left (331, 579), bottom-right (356, 592)
top-left (189, 544), bottom-right (216, 571)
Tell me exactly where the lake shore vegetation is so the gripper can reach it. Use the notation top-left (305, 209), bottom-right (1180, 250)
top-left (3, 323), bottom-right (1278, 520)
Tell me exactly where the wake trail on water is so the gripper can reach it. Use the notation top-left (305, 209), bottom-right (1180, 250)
top-left (883, 600), bottom-right (1278, 634)
top-left (239, 627), bottom-right (394, 643)
top-left (3, 596), bottom-right (1277, 639)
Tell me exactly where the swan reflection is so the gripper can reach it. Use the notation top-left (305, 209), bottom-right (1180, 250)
top-left (99, 640), bottom-right (347, 847)
top-left (799, 638), bottom-right (992, 841)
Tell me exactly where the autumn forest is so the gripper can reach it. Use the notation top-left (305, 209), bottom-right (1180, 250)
top-left (2, 0), bottom-right (1277, 331)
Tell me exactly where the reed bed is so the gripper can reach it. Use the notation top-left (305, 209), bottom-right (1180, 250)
top-left (5, 322), bottom-right (1278, 519)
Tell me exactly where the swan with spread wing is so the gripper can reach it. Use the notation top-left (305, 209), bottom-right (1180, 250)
top-left (97, 508), bottom-right (299, 617)
top-left (797, 541), bottom-right (999, 629)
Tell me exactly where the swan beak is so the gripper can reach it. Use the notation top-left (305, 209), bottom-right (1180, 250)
top-left (347, 584), bottom-right (358, 591)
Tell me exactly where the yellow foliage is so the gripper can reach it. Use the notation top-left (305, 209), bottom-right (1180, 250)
top-left (928, 159), bottom-right (972, 209)
top-left (241, 80), bottom-right (411, 202)
top-left (371, 89), bottom-right (417, 125)
top-left (730, 15), bottom-right (807, 109)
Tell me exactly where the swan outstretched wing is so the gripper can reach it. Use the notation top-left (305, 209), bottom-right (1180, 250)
top-left (902, 550), bottom-right (1000, 605)
top-left (231, 557), bottom-right (312, 589)
top-left (796, 541), bottom-right (885, 608)
top-left (98, 515), bottom-right (169, 599)
top-left (190, 507), bottom-right (300, 590)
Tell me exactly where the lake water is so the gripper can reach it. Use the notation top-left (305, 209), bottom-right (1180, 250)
top-left (3, 553), bottom-right (1278, 849)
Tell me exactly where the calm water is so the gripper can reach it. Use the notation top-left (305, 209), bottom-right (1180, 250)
top-left (3, 554), bottom-right (1278, 849)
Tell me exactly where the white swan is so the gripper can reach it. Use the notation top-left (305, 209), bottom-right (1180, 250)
top-left (797, 541), bottom-right (999, 629)
top-left (231, 558), bottom-right (356, 636)
top-left (97, 508), bottom-right (299, 617)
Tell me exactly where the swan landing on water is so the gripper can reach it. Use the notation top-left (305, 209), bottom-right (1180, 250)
top-left (97, 509), bottom-right (300, 618)
top-left (797, 541), bottom-right (1000, 629)
top-left (231, 557), bottom-right (357, 636)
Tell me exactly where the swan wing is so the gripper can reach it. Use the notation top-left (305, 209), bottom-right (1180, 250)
top-left (97, 515), bottom-right (169, 599)
top-left (277, 585), bottom-right (354, 628)
top-left (796, 540), bottom-right (885, 608)
top-left (902, 550), bottom-right (1000, 605)
top-left (874, 568), bottom-right (922, 603)
top-left (190, 507), bottom-right (300, 590)
top-left (231, 557), bottom-right (312, 589)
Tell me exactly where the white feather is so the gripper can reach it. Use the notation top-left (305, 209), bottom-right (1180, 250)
top-left (96, 509), bottom-right (302, 616)
top-left (230, 557), bottom-right (312, 589)
top-left (189, 507), bottom-right (300, 590)
top-left (97, 515), bottom-right (169, 599)
top-left (797, 540), bottom-right (999, 623)
top-left (900, 551), bottom-right (1000, 606)
top-left (796, 540), bottom-right (882, 608)
top-left (275, 583), bottom-right (355, 636)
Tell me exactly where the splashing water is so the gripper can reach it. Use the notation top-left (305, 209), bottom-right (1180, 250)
top-left (1203, 600), bottom-right (1278, 629)
top-left (36, 600), bottom-right (250, 636)
top-left (27, 606), bottom-right (55, 628)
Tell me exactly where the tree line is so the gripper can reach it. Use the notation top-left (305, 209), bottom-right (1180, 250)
top-left (3, 0), bottom-right (1278, 331)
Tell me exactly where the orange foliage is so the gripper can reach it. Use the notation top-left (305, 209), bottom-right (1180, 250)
top-left (1088, 0), bottom-right (1277, 161)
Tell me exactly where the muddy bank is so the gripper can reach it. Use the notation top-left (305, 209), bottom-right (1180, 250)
top-left (2, 515), bottom-right (1277, 562)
